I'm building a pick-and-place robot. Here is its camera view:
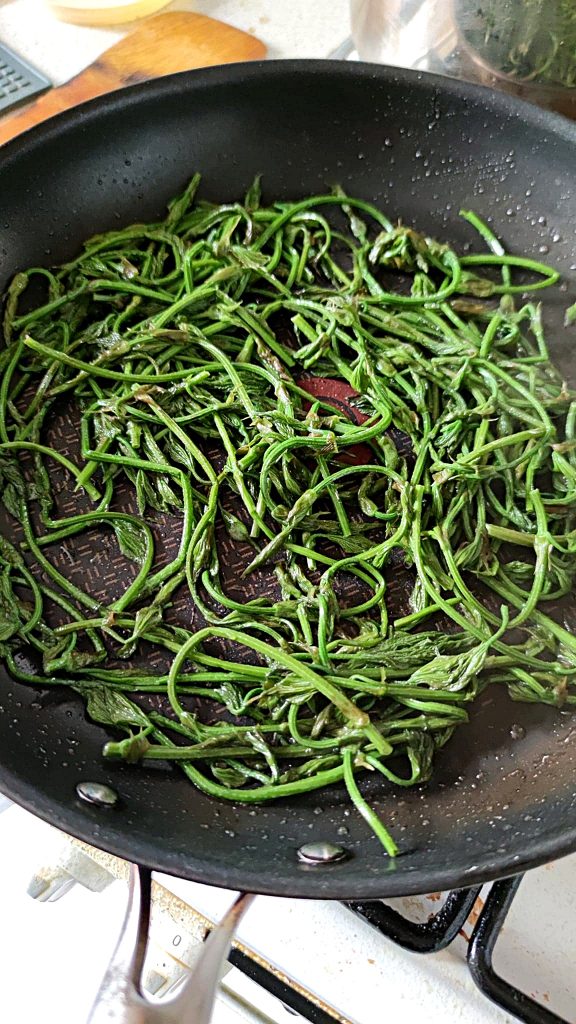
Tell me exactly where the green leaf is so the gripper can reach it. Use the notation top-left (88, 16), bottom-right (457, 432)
top-left (0, 537), bottom-right (23, 568)
top-left (215, 680), bottom-right (254, 716)
top-left (157, 475), bottom-right (182, 510)
top-left (0, 568), bottom-right (21, 641)
top-left (409, 576), bottom-right (427, 614)
top-left (0, 458), bottom-right (26, 520)
top-left (407, 732), bottom-right (435, 782)
top-left (405, 640), bottom-right (492, 694)
top-left (458, 274), bottom-right (495, 297)
top-left (244, 175), bottom-right (262, 212)
top-left (113, 518), bottom-right (148, 565)
top-left (2, 484), bottom-right (22, 521)
top-left (192, 526), bottom-right (214, 578)
top-left (436, 419), bottom-right (464, 451)
top-left (211, 762), bottom-right (249, 787)
top-left (118, 603), bottom-right (163, 657)
top-left (135, 469), bottom-right (156, 515)
top-left (245, 730), bottom-right (280, 781)
top-left (75, 684), bottom-right (151, 730)
top-left (332, 186), bottom-right (367, 242)
top-left (127, 420), bottom-right (141, 448)
top-left (45, 647), bottom-right (106, 673)
top-left (164, 435), bottom-right (196, 473)
top-left (350, 358), bottom-right (368, 394)
top-left (221, 508), bottom-right (251, 542)
top-left (376, 434), bottom-right (400, 470)
top-left (29, 462), bottom-right (53, 519)
top-left (229, 246), bottom-right (269, 271)
top-left (328, 533), bottom-right (375, 554)
top-left (103, 729), bottom-right (151, 762)
top-left (166, 173), bottom-right (201, 229)
top-left (347, 631), bottom-right (473, 671)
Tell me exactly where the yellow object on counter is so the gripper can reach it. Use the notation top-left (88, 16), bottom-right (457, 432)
top-left (47, 0), bottom-right (171, 26)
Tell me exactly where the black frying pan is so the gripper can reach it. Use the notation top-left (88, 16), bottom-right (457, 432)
top-left (0, 61), bottom-right (575, 900)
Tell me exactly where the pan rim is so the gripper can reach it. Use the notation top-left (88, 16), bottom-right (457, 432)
top-left (1, 58), bottom-right (576, 161)
top-left (1, 763), bottom-right (576, 898)
top-left (1, 58), bottom-right (575, 898)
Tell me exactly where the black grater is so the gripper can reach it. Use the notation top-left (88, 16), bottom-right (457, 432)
top-left (0, 42), bottom-right (51, 115)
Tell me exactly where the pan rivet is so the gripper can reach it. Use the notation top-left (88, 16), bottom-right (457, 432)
top-left (297, 841), bottom-right (348, 865)
top-left (76, 781), bottom-right (119, 807)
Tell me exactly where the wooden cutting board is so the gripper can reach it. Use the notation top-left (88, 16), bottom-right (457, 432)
top-left (0, 12), bottom-right (266, 146)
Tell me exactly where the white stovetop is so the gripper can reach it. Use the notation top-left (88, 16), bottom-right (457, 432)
top-left (0, 0), bottom-right (350, 86)
top-left (1, 801), bottom-right (576, 1024)
top-left (0, 7), bottom-right (574, 1024)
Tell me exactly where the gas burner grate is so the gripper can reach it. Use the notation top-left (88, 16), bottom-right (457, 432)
top-left (347, 876), bottom-right (569, 1024)
top-left (468, 877), bottom-right (567, 1024)
top-left (230, 947), bottom-right (342, 1024)
top-left (348, 884), bottom-right (482, 953)
top-left (0, 43), bottom-right (50, 115)
top-left (230, 875), bottom-right (570, 1024)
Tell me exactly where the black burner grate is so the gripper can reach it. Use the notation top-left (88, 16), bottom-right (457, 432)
top-left (230, 876), bottom-right (570, 1024)
top-left (350, 876), bottom-right (569, 1024)
top-left (348, 884), bottom-right (482, 953)
top-left (467, 877), bottom-right (568, 1024)
top-left (230, 947), bottom-right (342, 1024)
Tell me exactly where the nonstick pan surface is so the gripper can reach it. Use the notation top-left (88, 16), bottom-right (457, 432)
top-left (0, 61), bottom-right (575, 899)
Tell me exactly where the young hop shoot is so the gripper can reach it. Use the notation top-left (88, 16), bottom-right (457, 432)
top-left (1, 174), bottom-right (575, 856)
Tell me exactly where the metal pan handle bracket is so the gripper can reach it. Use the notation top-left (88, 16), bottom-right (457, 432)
top-left (88, 864), bottom-right (253, 1024)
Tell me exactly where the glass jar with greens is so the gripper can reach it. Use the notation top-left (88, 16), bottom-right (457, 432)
top-left (456, 0), bottom-right (576, 115)
top-left (350, 0), bottom-right (576, 118)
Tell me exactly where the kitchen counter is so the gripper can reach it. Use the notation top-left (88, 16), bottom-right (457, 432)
top-left (0, 0), bottom-right (350, 86)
